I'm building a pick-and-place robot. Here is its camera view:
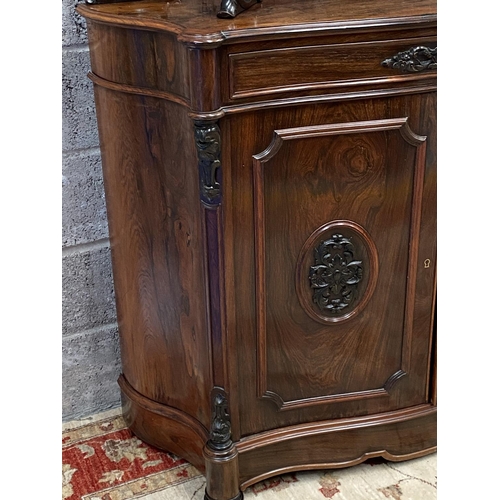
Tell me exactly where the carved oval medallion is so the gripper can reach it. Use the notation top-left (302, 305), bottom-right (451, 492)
top-left (296, 221), bottom-right (378, 324)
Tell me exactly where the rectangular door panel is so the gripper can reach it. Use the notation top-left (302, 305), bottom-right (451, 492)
top-left (254, 118), bottom-right (424, 410)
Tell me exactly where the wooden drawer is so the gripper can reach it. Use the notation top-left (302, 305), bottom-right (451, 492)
top-left (227, 37), bottom-right (437, 100)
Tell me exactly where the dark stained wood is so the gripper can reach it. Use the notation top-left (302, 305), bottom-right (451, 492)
top-left (295, 219), bottom-right (380, 327)
top-left (78, 2), bottom-right (437, 498)
top-left (80, 1), bottom-right (436, 113)
top-left (237, 404), bottom-right (436, 489)
top-left (86, 22), bottom-right (190, 99)
top-left (92, 84), bottom-right (213, 429)
top-left (430, 295), bottom-right (437, 406)
top-left (77, 0), bottom-right (437, 45)
top-left (202, 207), bottom-right (227, 387)
top-left (252, 119), bottom-right (428, 413)
top-left (225, 95), bottom-right (436, 437)
top-left (119, 375), bottom-right (208, 471)
top-left (382, 46), bottom-right (437, 73)
top-left (88, 71), bottom-right (190, 108)
top-left (227, 37), bottom-right (436, 100)
top-left (217, 84), bottom-right (437, 119)
top-left (204, 445), bottom-right (242, 500)
top-left (189, 48), bottom-right (221, 112)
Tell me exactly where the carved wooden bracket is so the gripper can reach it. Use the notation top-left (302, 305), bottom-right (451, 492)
top-left (218, 0), bottom-right (262, 19)
top-left (382, 46), bottom-right (437, 73)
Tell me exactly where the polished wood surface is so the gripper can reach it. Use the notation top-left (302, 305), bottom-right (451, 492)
top-left (119, 375), bottom-right (208, 471)
top-left (224, 94), bottom-right (436, 438)
top-left (78, 2), bottom-right (437, 498)
top-left (78, 0), bottom-right (436, 44)
top-left (93, 85), bottom-right (213, 428)
top-left (227, 37), bottom-right (437, 100)
top-left (80, 0), bottom-right (436, 113)
top-left (237, 405), bottom-right (436, 489)
top-left (87, 27), bottom-right (190, 98)
top-left (252, 117), bottom-right (423, 412)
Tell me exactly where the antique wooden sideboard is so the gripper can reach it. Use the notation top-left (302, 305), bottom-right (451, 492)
top-left (77, 1), bottom-right (437, 498)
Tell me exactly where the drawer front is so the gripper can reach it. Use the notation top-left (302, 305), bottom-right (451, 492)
top-left (228, 37), bottom-right (437, 100)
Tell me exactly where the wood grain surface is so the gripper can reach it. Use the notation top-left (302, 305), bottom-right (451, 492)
top-left (93, 85), bottom-right (212, 429)
top-left (223, 94), bottom-right (436, 438)
top-left (237, 404), bottom-right (436, 489)
top-left (78, 2), bottom-right (437, 497)
top-left (228, 37), bottom-right (437, 100)
top-left (77, 0), bottom-right (436, 45)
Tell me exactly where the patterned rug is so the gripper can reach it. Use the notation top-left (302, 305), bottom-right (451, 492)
top-left (62, 409), bottom-right (437, 500)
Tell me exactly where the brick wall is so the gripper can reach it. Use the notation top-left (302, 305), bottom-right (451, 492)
top-left (62, 0), bottom-right (121, 421)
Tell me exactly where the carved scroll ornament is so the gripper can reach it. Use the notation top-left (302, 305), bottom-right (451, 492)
top-left (309, 234), bottom-right (363, 316)
top-left (382, 46), bottom-right (437, 73)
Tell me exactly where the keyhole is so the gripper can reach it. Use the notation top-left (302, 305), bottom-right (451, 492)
top-left (424, 259), bottom-right (431, 269)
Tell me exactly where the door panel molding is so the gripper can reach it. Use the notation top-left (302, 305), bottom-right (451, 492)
top-left (253, 118), bottom-right (427, 411)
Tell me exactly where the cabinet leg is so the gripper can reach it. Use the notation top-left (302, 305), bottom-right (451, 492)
top-left (203, 444), bottom-right (243, 500)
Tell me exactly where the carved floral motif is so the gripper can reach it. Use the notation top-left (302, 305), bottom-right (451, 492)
top-left (382, 46), bottom-right (437, 73)
top-left (309, 234), bottom-right (363, 316)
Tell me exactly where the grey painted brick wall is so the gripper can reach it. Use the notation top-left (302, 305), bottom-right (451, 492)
top-left (62, 0), bottom-right (121, 421)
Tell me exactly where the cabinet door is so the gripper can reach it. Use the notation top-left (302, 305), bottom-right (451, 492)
top-left (223, 94), bottom-right (436, 438)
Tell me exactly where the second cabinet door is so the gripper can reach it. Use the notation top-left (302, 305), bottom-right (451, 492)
top-left (223, 94), bottom-right (436, 438)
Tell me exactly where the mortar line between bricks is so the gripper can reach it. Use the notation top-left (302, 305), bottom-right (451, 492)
top-left (62, 146), bottom-right (102, 157)
top-left (63, 322), bottom-right (119, 340)
top-left (63, 43), bottom-right (90, 52)
top-left (62, 238), bottom-right (110, 256)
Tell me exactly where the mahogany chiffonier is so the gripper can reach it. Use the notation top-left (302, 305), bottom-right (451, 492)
top-left (77, 1), bottom-right (437, 498)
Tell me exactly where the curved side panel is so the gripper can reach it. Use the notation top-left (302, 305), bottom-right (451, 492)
top-left (119, 375), bottom-right (209, 472)
top-left (236, 404), bottom-right (436, 490)
top-left (91, 84), bottom-right (212, 430)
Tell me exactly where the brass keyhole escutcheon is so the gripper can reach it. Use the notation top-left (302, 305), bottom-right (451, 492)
top-left (424, 259), bottom-right (431, 269)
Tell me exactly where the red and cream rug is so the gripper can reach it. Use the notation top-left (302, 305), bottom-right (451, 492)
top-left (63, 409), bottom-right (436, 499)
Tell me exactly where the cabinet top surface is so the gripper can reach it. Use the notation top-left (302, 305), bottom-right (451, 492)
top-left (77, 0), bottom-right (437, 44)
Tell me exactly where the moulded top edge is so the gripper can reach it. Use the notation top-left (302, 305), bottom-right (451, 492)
top-left (76, 0), bottom-right (437, 46)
